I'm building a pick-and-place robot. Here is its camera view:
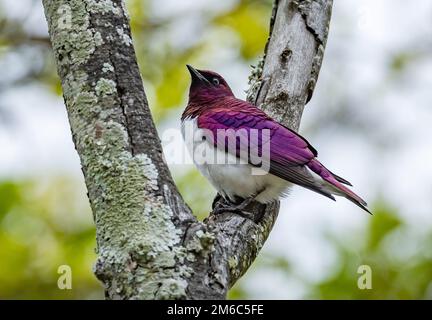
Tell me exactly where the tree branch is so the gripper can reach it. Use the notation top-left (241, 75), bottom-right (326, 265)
top-left (42, 0), bottom-right (332, 299)
top-left (202, 0), bottom-right (334, 297)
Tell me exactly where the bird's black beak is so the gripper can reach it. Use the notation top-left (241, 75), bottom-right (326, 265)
top-left (187, 65), bottom-right (211, 85)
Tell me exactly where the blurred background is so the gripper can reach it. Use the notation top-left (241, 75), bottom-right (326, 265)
top-left (1, 0), bottom-right (432, 299)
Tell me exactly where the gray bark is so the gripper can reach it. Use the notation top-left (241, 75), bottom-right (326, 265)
top-left (42, 0), bottom-right (333, 299)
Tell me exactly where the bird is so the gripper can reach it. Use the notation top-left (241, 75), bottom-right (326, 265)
top-left (181, 65), bottom-right (370, 215)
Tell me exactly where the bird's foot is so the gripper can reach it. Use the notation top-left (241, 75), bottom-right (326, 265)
top-left (212, 193), bottom-right (223, 210)
top-left (212, 197), bottom-right (255, 220)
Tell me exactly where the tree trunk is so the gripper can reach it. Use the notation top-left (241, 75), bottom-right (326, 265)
top-left (42, 0), bottom-right (333, 299)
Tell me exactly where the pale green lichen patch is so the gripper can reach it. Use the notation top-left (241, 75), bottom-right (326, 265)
top-left (69, 30), bottom-right (96, 65)
top-left (94, 31), bottom-right (104, 46)
top-left (246, 56), bottom-right (265, 103)
top-left (251, 223), bottom-right (268, 253)
top-left (63, 71), bottom-right (92, 102)
top-left (186, 254), bottom-right (196, 262)
top-left (228, 256), bottom-right (238, 270)
top-left (248, 55), bottom-right (265, 85)
top-left (228, 256), bottom-right (240, 279)
top-left (196, 230), bottom-right (215, 251)
top-left (95, 78), bottom-right (117, 96)
top-left (88, 0), bottom-right (121, 15)
top-left (102, 62), bottom-right (114, 73)
top-left (116, 27), bottom-right (132, 46)
top-left (155, 279), bottom-right (188, 300)
top-left (186, 229), bottom-right (215, 258)
top-left (44, 0), bottom-right (95, 68)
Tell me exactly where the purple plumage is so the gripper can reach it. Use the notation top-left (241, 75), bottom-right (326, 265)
top-left (182, 65), bottom-right (370, 214)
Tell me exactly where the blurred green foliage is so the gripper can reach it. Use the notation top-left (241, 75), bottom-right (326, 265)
top-left (229, 203), bottom-right (432, 299)
top-left (213, 1), bottom-right (270, 59)
top-left (0, 179), bottom-right (102, 299)
top-left (313, 203), bottom-right (432, 299)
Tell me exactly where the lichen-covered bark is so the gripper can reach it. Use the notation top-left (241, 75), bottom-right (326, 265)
top-left (43, 0), bottom-right (332, 299)
top-left (43, 0), bottom-right (193, 299)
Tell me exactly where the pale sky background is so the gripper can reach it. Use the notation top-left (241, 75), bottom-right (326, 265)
top-left (1, 0), bottom-right (431, 298)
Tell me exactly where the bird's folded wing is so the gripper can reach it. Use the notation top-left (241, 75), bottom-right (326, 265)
top-left (197, 106), bottom-right (315, 166)
top-left (197, 104), bottom-right (336, 200)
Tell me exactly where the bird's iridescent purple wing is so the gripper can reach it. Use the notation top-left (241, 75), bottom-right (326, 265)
top-left (198, 99), bottom-right (315, 165)
top-left (197, 98), bottom-right (337, 200)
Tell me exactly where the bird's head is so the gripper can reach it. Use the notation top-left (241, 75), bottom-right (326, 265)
top-left (186, 65), bottom-right (234, 103)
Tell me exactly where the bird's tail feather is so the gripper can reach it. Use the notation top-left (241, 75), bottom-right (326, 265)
top-left (307, 159), bottom-right (371, 214)
top-left (328, 170), bottom-right (352, 186)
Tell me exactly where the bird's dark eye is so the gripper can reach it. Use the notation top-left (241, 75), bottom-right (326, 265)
top-left (212, 78), bottom-right (220, 85)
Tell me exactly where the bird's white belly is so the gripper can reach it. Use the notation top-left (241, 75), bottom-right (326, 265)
top-left (197, 160), bottom-right (290, 203)
top-left (182, 118), bottom-right (291, 203)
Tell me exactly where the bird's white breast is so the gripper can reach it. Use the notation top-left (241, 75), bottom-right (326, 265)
top-left (181, 118), bottom-right (291, 203)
